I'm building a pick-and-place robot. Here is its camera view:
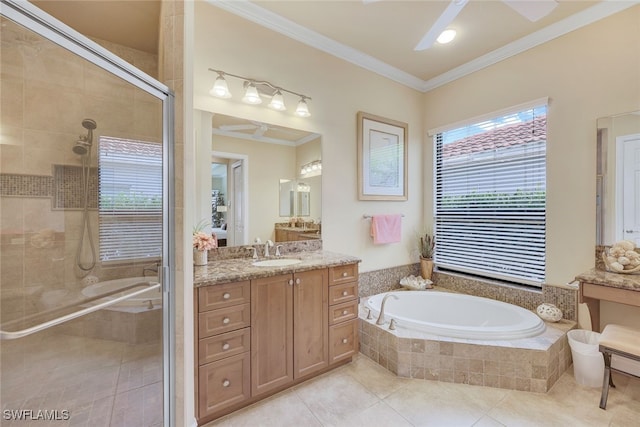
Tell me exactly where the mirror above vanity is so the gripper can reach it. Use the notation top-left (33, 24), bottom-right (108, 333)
top-left (596, 110), bottom-right (640, 246)
top-left (209, 112), bottom-right (322, 247)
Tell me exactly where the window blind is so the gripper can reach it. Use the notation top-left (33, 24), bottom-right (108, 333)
top-left (98, 137), bottom-right (162, 262)
top-left (434, 105), bottom-right (547, 286)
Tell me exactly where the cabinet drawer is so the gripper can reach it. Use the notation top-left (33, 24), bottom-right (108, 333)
top-left (199, 327), bottom-right (250, 366)
top-left (329, 299), bottom-right (358, 325)
top-left (198, 352), bottom-right (250, 419)
top-left (329, 320), bottom-right (358, 364)
top-left (199, 303), bottom-right (251, 338)
top-left (328, 282), bottom-right (358, 305)
top-left (198, 281), bottom-right (250, 312)
top-left (329, 263), bottom-right (358, 285)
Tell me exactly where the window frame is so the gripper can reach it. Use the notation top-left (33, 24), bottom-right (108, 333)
top-left (431, 99), bottom-right (548, 287)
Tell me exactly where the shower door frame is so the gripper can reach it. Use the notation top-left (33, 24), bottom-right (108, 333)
top-left (0, 1), bottom-right (176, 425)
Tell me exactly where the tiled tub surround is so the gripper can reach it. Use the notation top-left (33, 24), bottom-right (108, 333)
top-left (359, 299), bottom-right (574, 393)
top-left (358, 264), bottom-right (577, 321)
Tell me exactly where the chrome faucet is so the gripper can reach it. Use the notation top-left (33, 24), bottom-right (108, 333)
top-left (376, 293), bottom-right (399, 325)
top-left (246, 246), bottom-right (258, 259)
top-left (264, 240), bottom-right (274, 257)
top-left (275, 244), bottom-right (283, 257)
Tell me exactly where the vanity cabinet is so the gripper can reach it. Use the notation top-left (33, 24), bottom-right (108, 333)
top-left (195, 261), bottom-right (359, 425)
top-left (251, 268), bottom-right (328, 397)
top-left (328, 264), bottom-right (359, 364)
top-left (196, 281), bottom-right (251, 420)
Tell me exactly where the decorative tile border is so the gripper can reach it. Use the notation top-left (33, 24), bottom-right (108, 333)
top-left (0, 173), bottom-right (53, 197)
top-left (53, 165), bottom-right (98, 209)
top-left (0, 166), bottom-right (97, 210)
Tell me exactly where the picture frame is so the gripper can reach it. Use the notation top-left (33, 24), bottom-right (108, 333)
top-left (357, 111), bottom-right (408, 201)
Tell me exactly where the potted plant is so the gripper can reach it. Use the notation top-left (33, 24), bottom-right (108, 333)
top-left (418, 232), bottom-right (435, 280)
top-left (193, 219), bottom-right (217, 266)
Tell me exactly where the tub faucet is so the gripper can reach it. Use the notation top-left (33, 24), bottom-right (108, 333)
top-left (143, 261), bottom-right (160, 277)
top-left (376, 293), bottom-right (399, 325)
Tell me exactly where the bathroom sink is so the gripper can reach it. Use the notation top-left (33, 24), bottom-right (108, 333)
top-left (252, 258), bottom-right (302, 267)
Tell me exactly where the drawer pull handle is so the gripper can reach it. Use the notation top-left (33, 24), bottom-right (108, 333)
top-left (222, 379), bottom-right (230, 387)
top-left (342, 338), bottom-right (348, 344)
top-left (295, 278), bottom-right (301, 285)
top-left (222, 342), bottom-right (230, 351)
top-left (222, 292), bottom-right (231, 300)
top-left (222, 317), bottom-right (230, 324)
top-left (288, 279), bottom-right (293, 286)
top-left (342, 291), bottom-right (348, 296)
top-left (342, 272), bottom-right (348, 277)
top-left (342, 310), bottom-right (348, 315)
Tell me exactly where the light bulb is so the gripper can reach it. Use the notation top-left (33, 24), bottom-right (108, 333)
top-left (437, 29), bottom-right (456, 44)
top-left (295, 98), bottom-right (311, 117)
top-left (268, 90), bottom-right (286, 111)
top-left (209, 75), bottom-right (232, 98)
top-left (242, 83), bottom-right (262, 105)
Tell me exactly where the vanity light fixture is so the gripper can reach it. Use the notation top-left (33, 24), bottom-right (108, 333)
top-left (209, 71), bottom-right (232, 98)
top-left (268, 90), bottom-right (286, 111)
top-left (208, 68), bottom-right (312, 117)
top-left (300, 160), bottom-right (322, 177)
top-left (242, 82), bottom-right (262, 105)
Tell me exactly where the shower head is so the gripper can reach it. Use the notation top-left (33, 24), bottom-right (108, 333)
top-left (73, 119), bottom-right (97, 156)
top-left (73, 138), bottom-right (91, 155)
top-left (82, 119), bottom-right (97, 130)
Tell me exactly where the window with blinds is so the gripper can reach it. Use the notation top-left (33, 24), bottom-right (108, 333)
top-left (98, 137), bottom-right (162, 262)
top-left (434, 105), bottom-right (547, 286)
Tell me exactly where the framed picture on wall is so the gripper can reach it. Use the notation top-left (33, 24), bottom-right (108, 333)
top-left (357, 111), bottom-right (408, 201)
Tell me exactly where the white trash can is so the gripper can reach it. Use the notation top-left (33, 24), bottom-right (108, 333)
top-left (567, 329), bottom-right (604, 387)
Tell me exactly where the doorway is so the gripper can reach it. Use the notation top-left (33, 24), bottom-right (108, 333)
top-left (617, 133), bottom-right (640, 244)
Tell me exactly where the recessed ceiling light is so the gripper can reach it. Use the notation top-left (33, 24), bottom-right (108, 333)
top-left (437, 29), bottom-right (457, 44)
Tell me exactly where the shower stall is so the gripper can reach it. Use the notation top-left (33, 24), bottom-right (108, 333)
top-left (0, 1), bottom-right (174, 426)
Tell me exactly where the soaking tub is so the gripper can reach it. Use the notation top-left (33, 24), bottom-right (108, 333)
top-left (366, 291), bottom-right (545, 340)
top-left (82, 277), bottom-right (162, 308)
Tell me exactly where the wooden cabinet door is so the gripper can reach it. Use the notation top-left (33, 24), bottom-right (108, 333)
top-left (198, 352), bottom-right (250, 419)
top-left (293, 269), bottom-right (328, 379)
top-left (251, 274), bottom-right (294, 396)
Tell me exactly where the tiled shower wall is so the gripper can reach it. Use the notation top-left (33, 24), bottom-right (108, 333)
top-left (358, 264), bottom-right (577, 321)
top-left (0, 19), bottom-right (160, 324)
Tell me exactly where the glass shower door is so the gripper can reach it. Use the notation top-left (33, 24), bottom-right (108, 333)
top-left (0, 1), bottom-right (173, 426)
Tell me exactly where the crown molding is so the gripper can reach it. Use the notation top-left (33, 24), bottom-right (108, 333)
top-left (207, 0), bottom-right (639, 94)
top-left (206, 0), bottom-right (425, 91)
top-left (421, 0), bottom-right (640, 91)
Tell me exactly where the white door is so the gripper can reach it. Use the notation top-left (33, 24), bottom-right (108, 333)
top-left (232, 160), bottom-right (246, 245)
top-left (622, 134), bottom-right (640, 245)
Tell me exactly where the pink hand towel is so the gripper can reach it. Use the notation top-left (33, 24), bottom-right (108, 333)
top-left (370, 214), bottom-right (402, 244)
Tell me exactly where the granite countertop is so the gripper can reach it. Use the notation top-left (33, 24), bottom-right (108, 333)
top-left (575, 268), bottom-right (640, 291)
top-left (194, 250), bottom-right (361, 287)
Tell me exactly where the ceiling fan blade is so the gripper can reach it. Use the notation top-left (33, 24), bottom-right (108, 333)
top-left (414, 0), bottom-right (468, 51)
top-left (502, 0), bottom-right (558, 22)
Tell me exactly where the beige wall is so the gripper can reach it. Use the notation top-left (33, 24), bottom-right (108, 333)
top-left (424, 7), bottom-right (640, 328)
top-left (193, 2), bottom-right (425, 272)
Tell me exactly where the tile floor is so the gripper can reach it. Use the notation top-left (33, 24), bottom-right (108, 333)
top-left (0, 333), bottom-right (163, 426)
top-left (207, 354), bottom-right (640, 427)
